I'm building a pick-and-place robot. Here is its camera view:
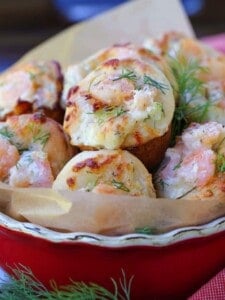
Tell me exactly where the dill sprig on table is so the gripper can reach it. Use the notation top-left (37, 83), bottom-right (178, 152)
top-left (0, 265), bottom-right (133, 300)
top-left (169, 55), bottom-right (211, 144)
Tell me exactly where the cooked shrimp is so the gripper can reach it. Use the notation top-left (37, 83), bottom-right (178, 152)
top-left (155, 122), bottom-right (225, 200)
top-left (0, 136), bottom-right (20, 181)
top-left (0, 61), bottom-right (64, 122)
top-left (62, 43), bottom-right (175, 108)
top-left (4, 113), bottom-right (76, 177)
top-left (9, 151), bottom-right (54, 188)
top-left (143, 32), bottom-right (217, 61)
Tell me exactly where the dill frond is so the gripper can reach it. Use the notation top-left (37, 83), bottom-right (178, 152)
top-left (90, 106), bottom-right (127, 125)
top-left (112, 179), bottom-right (130, 192)
top-left (27, 123), bottom-right (50, 148)
top-left (0, 265), bottom-right (133, 300)
top-left (0, 127), bottom-right (14, 140)
top-left (143, 75), bottom-right (169, 94)
top-left (169, 55), bottom-right (211, 144)
top-left (216, 153), bottom-right (225, 173)
top-left (113, 69), bottom-right (137, 82)
top-left (135, 227), bottom-right (155, 234)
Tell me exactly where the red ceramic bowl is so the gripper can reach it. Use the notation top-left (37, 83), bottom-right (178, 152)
top-left (0, 212), bottom-right (225, 299)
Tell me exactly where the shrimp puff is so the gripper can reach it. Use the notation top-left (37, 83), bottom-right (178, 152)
top-left (53, 149), bottom-right (156, 197)
top-left (0, 113), bottom-right (76, 179)
top-left (155, 122), bottom-right (225, 200)
top-left (64, 58), bottom-right (175, 170)
top-left (62, 43), bottom-right (176, 108)
top-left (0, 61), bottom-right (64, 122)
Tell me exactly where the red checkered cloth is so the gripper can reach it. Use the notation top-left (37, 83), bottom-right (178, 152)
top-left (201, 33), bottom-right (225, 54)
top-left (189, 269), bottom-right (225, 300)
top-left (188, 33), bottom-right (225, 299)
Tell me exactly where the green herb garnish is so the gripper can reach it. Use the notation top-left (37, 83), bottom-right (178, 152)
top-left (113, 69), bottom-right (137, 82)
top-left (216, 153), bottom-right (225, 173)
top-left (33, 131), bottom-right (50, 147)
top-left (0, 127), bottom-right (14, 139)
top-left (172, 158), bottom-right (183, 170)
top-left (112, 179), bottom-right (130, 192)
top-left (90, 106), bottom-right (127, 125)
top-left (155, 178), bottom-right (169, 191)
top-left (0, 265), bottom-right (133, 300)
top-left (143, 74), bottom-right (169, 94)
top-left (27, 70), bottom-right (44, 80)
top-left (144, 102), bottom-right (164, 122)
top-left (169, 55), bottom-right (211, 145)
top-left (0, 127), bottom-right (28, 153)
top-left (28, 123), bottom-right (50, 148)
top-left (135, 227), bottom-right (155, 234)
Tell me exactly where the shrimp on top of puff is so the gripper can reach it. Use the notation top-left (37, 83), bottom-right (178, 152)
top-left (0, 61), bottom-right (64, 123)
top-left (155, 122), bottom-right (225, 201)
top-left (0, 112), bottom-right (76, 188)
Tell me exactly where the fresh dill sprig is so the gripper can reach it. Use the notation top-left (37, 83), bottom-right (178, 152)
top-left (172, 158), bottom-right (183, 170)
top-left (90, 106), bottom-right (127, 125)
top-left (112, 179), bottom-right (130, 192)
top-left (135, 227), bottom-right (155, 234)
top-left (0, 127), bottom-right (14, 139)
top-left (155, 178), bottom-right (169, 191)
top-left (0, 265), bottom-right (133, 300)
top-left (0, 127), bottom-right (28, 153)
top-left (113, 69), bottom-right (137, 82)
top-left (169, 55), bottom-right (211, 145)
top-left (216, 153), bottom-right (225, 173)
top-left (143, 75), bottom-right (169, 94)
top-left (33, 131), bottom-right (50, 147)
top-left (27, 123), bottom-right (50, 148)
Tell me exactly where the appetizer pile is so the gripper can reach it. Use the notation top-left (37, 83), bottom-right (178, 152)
top-left (1, 32), bottom-right (225, 202)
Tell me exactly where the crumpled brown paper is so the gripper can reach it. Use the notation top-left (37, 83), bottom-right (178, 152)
top-left (0, 0), bottom-right (216, 236)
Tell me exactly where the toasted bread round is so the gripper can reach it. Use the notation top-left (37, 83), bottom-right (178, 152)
top-left (53, 149), bottom-right (156, 197)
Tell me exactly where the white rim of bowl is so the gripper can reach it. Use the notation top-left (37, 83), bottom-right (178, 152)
top-left (0, 212), bottom-right (225, 247)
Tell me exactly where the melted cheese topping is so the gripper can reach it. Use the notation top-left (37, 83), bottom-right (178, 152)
top-left (53, 149), bottom-right (156, 197)
top-left (155, 122), bottom-right (225, 199)
top-left (0, 61), bottom-right (62, 120)
top-left (64, 58), bottom-right (174, 149)
top-left (61, 43), bottom-right (174, 107)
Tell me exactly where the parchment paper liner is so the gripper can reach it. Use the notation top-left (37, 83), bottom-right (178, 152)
top-left (0, 0), bottom-right (217, 236)
top-left (0, 183), bottom-right (224, 235)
